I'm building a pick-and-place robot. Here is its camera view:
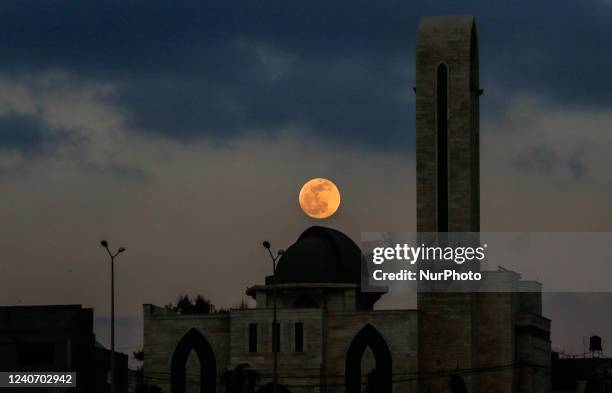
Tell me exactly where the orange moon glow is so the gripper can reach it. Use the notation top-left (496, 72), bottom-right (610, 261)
top-left (298, 178), bottom-right (341, 219)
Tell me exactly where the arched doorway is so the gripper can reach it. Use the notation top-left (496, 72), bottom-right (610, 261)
top-left (345, 324), bottom-right (392, 393)
top-left (256, 383), bottom-right (292, 393)
top-left (171, 328), bottom-right (217, 393)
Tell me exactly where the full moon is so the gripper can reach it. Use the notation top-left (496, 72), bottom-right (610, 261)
top-left (298, 178), bottom-right (341, 219)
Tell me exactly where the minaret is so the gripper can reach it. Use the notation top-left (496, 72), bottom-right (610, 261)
top-left (416, 15), bottom-right (480, 233)
top-left (416, 15), bottom-right (481, 393)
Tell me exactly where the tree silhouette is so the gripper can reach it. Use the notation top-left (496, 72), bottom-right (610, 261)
top-left (166, 295), bottom-right (216, 314)
top-left (165, 295), bottom-right (250, 314)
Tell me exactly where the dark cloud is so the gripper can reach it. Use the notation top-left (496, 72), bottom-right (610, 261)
top-left (0, 111), bottom-right (69, 156)
top-left (0, 1), bottom-right (610, 147)
top-left (111, 55), bottom-right (414, 149)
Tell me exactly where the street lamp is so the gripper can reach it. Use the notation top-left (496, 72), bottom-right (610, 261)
top-left (100, 240), bottom-right (126, 393)
top-left (262, 241), bottom-right (284, 393)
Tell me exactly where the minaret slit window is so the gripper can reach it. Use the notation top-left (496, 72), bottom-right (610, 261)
top-left (436, 63), bottom-right (449, 232)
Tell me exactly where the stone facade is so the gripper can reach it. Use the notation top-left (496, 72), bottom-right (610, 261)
top-left (416, 15), bottom-right (480, 235)
top-left (143, 285), bottom-right (419, 393)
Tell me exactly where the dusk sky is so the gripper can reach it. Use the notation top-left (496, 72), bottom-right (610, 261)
top-left (1, 0), bottom-right (612, 361)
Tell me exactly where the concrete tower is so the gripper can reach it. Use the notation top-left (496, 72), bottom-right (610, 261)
top-left (416, 15), bottom-right (480, 233)
top-left (416, 15), bottom-right (481, 393)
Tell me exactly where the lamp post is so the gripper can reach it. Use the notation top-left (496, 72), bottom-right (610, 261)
top-left (100, 240), bottom-right (126, 393)
top-left (262, 241), bottom-right (283, 393)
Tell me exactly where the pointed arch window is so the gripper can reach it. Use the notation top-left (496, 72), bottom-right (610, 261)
top-left (171, 328), bottom-right (216, 393)
top-left (345, 324), bottom-right (392, 393)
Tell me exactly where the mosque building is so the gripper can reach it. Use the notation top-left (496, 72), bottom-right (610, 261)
top-left (142, 15), bottom-right (551, 393)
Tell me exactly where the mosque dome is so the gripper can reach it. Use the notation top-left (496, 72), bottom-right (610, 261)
top-left (269, 226), bottom-right (363, 285)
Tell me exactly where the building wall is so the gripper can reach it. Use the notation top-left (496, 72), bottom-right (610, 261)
top-left (253, 285), bottom-right (360, 312)
top-left (143, 304), bottom-right (418, 393)
top-left (233, 307), bottom-right (324, 393)
top-left (230, 307), bottom-right (324, 384)
top-left (325, 310), bottom-right (419, 393)
top-left (477, 292), bottom-right (517, 393)
top-left (515, 313), bottom-right (552, 393)
top-left (0, 305), bottom-right (127, 393)
top-left (143, 305), bottom-right (231, 393)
